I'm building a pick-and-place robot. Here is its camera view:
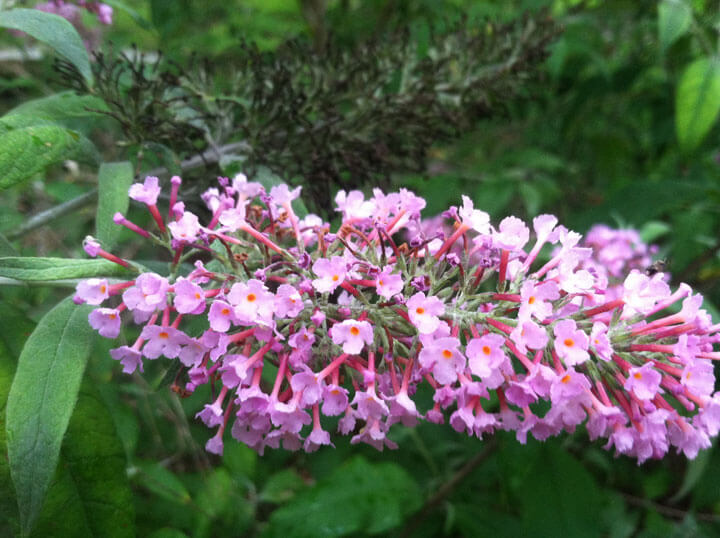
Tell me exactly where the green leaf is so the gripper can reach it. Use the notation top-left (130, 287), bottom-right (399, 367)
top-left (5, 298), bottom-right (96, 535)
top-left (0, 8), bottom-right (92, 84)
top-left (0, 302), bottom-right (36, 359)
top-left (264, 456), bottom-right (421, 538)
top-left (103, 0), bottom-right (152, 29)
top-left (670, 449), bottom-right (711, 503)
top-left (259, 469), bottom-right (305, 503)
top-left (517, 444), bottom-right (604, 538)
top-left (0, 257), bottom-right (134, 282)
top-left (96, 162), bottom-right (134, 250)
top-left (29, 384), bottom-right (135, 538)
top-left (2, 92), bottom-right (108, 132)
top-left (0, 349), bottom-right (22, 537)
top-left (147, 529), bottom-right (190, 538)
top-left (675, 57), bottom-right (720, 151)
top-left (0, 232), bottom-right (17, 257)
top-left (658, 0), bottom-right (692, 52)
top-left (0, 124), bottom-right (99, 191)
top-left (132, 461), bottom-right (192, 505)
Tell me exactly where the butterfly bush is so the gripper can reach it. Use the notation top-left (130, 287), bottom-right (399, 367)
top-left (74, 174), bottom-right (720, 463)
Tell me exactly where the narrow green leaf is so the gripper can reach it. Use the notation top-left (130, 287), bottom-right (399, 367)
top-left (676, 57), bottom-right (720, 151)
top-left (658, 0), bottom-right (692, 52)
top-left (0, 124), bottom-right (99, 191)
top-left (5, 298), bottom-right (95, 535)
top-left (0, 257), bottom-right (133, 282)
top-left (30, 385), bottom-right (135, 538)
top-left (0, 8), bottom-right (92, 84)
top-left (96, 162), bottom-right (134, 250)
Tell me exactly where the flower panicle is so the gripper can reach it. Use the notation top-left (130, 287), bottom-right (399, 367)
top-left (75, 174), bottom-right (720, 462)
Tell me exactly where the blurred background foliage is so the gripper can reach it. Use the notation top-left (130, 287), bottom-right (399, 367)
top-left (2, 0), bottom-right (720, 536)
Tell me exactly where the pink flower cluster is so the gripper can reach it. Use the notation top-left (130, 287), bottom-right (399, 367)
top-left (36, 0), bottom-right (113, 24)
top-left (75, 174), bottom-right (720, 462)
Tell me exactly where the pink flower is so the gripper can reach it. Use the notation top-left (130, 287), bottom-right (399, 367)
top-left (553, 319), bottom-right (589, 366)
top-left (312, 256), bottom-right (347, 293)
top-left (331, 320), bottom-right (373, 354)
top-left (168, 212), bottom-right (201, 242)
top-left (270, 184), bottom-right (302, 205)
top-left (492, 216), bottom-right (529, 251)
top-left (622, 271), bottom-right (671, 316)
top-left (418, 336), bottom-right (465, 385)
top-left (274, 284), bottom-right (304, 318)
top-left (335, 190), bottom-right (375, 219)
top-left (208, 299), bottom-right (237, 332)
top-left (122, 273), bottom-right (169, 313)
top-left (227, 279), bottom-right (275, 325)
top-left (624, 363), bottom-right (662, 401)
top-left (407, 292), bottom-right (444, 334)
top-left (140, 325), bottom-right (188, 359)
top-left (88, 308), bottom-right (121, 338)
top-left (509, 320), bottom-right (548, 354)
top-left (518, 281), bottom-right (559, 321)
top-left (590, 322), bottom-right (612, 361)
top-left (550, 368), bottom-right (591, 404)
top-left (466, 333), bottom-right (508, 382)
top-left (173, 278), bottom-right (206, 314)
top-left (218, 206), bottom-right (247, 232)
top-left (110, 345), bottom-right (143, 374)
top-left (459, 195), bottom-right (490, 234)
top-left (375, 267), bottom-right (404, 299)
top-left (129, 176), bottom-right (161, 205)
top-left (75, 278), bottom-right (110, 305)
top-left (322, 384), bottom-right (349, 416)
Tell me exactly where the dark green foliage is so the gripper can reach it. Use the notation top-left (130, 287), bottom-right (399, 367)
top-left (60, 12), bottom-right (559, 211)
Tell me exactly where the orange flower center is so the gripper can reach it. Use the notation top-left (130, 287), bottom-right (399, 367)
top-left (350, 327), bottom-right (360, 336)
top-left (221, 308), bottom-right (230, 316)
top-left (378, 280), bottom-right (384, 286)
top-left (482, 345), bottom-right (491, 355)
top-left (247, 293), bottom-right (257, 302)
top-left (564, 338), bottom-right (574, 347)
top-left (528, 296), bottom-right (535, 305)
top-left (100, 285), bottom-right (107, 293)
top-left (633, 372), bottom-right (642, 380)
top-left (194, 292), bottom-right (201, 300)
top-left (109, 313), bottom-right (117, 320)
top-left (159, 331), bottom-right (169, 340)
top-left (416, 307), bottom-right (425, 315)
top-left (332, 275), bottom-right (340, 282)
top-left (561, 374), bottom-right (571, 384)
top-left (442, 349), bottom-right (453, 359)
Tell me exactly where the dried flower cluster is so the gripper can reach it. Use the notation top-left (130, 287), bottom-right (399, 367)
top-left (75, 174), bottom-right (720, 463)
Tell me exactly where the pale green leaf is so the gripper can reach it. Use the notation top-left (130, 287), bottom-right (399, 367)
top-left (0, 257), bottom-right (134, 282)
top-left (0, 124), bottom-right (99, 191)
top-left (0, 8), bottom-right (92, 84)
top-left (96, 162), bottom-right (134, 250)
top-left (676, 57), bottom-right (720, 151)
top-left (658, 0), bottom-right (692, 52)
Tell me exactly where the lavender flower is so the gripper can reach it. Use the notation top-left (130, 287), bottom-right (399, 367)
top-left (75, 174), bottom-right (720, 463)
